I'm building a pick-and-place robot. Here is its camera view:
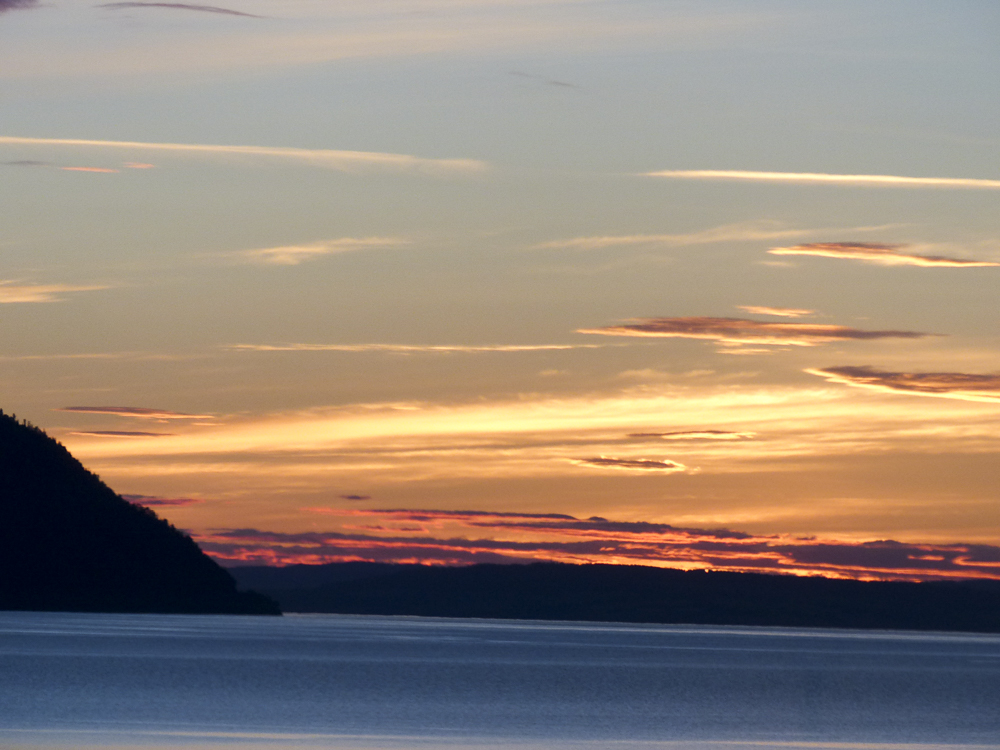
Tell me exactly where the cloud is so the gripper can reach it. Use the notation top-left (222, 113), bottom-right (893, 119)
top-left (0, 0), bottom-right (36, 12)
top-left (628, 430), bottom-right (755, 441)
top-left (2, 4), bottom-right (786, 82)
top-left (70, 430), bottom-right (174, 438)
top-left (0, 281), bottom-right (109, 303)
top-left (196, 508), bottom-right (1000, 581)
top-left (98, 2), bottom-right (260, 17)
top-left (60, 167), bottom-right (120, 173)
top-left (736, 306), bottom-right (814, 318)
top-left (579, 317), bottom-right (931, 347)
top-left (233, 237), bottom-right (406, 266)
top-left (808, 366), bottom-right (1000, 403)
top-left (2, 159), bottom-right (48, 166)
top-left (306, 508), bottom-right (747, 540)
top-left (529, 220), bottom-right (875, 251)
top-left (0, 351), bottom-right (199, 362)
top-left (73, 376), bottom-right (997, 482)
top-left (572, 456), bottom-right (686, 471)
top-left (340, 494), bottom-right (371, 501)
top-left (229, 343), bottom-right (611, 353)
top-left (0, 137), bottom-right (488, 177)
top-left (308, 508), bottom-right (579, 524)
top-left (56, 406), bottom-right (212, 419)
top-left (123, 494), bottom-right (202, 507)
top-left (643, 169), bottom-right (1000, 190)
top-left (509, 71), bottom-right (577, 89)
top-left (768, 243), bottom-right (1000, 268)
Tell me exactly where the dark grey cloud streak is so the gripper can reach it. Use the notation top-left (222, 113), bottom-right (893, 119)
top-left (809, 366), bottom-right (1000, 402)
top-left (98, 2), bottom-right (261, 17)
top-left (0, 0), bottom-right (38, 12)
top-left (573, 457), bottom-right (685, 471)
top-left (123, 494), bottom-right (202, 507)
top-left (196, 507), bottom-right (1000, 581)
top-left (580, 317), bottom-right (930, 347)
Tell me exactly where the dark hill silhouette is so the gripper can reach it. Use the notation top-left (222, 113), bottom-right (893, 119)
top-left (230, 561), bottom-right (1000, 632)
top-left (0, 410), bottom-right (278, 614)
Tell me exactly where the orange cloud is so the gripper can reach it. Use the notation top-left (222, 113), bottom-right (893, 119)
top-left (233, 237), bottom-right (406, 266)
top-left (628, 430), bottom-right (755, 441)
top-left (579, 317), bottom-right (930, 347)
top-left (230, 342), bottom-right (610, 353)
top-left (70, 430), bottom-right (173, 438)
top-left (571, 456), bottom-right (686, 471)
top-left (60, 166), bottom-right (120, 173)
top-left (56, 405), bottom-right (212, 419)
top-left (808, 366), bottom-right (1000, 403)
top-left (769, 243), bottom-right (999, 267)
top-left (0, 281), bottom-right (110, 303)
top-left (196, 508), bottom-right (1000, 581)
top-left (531, 221), bottom-right (837, 251)
top-left (736, 306), bottom-right (814, 318)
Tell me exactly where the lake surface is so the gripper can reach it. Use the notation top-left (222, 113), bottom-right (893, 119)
top-left (1, 612), bottom-right (998, 750)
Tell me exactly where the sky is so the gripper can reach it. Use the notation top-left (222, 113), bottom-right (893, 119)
top-left (3, 0), bottom-right (1000, 581)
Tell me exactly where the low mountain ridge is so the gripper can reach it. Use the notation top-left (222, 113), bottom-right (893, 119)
top-left (230, 560), bottom-right (1000, 632)
top-left (0, 410), bottom-right (278, 614)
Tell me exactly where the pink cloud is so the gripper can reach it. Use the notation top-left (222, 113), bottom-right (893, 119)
top-left (195, 508), bottom-right (1000, 582)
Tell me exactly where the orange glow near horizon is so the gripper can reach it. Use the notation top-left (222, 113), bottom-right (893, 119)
top-left (195, 506), bottom-right (1000, 582)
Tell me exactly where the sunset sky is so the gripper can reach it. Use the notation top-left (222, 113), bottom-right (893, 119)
top-left (3, 0), bottom-right (1000, 580)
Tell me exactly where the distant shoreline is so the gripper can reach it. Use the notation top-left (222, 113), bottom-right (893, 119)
top-left (229, 561), bottom-right (1000, 634)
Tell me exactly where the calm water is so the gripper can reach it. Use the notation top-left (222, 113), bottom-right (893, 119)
top-left (1, 612), bottom-right (999, 750)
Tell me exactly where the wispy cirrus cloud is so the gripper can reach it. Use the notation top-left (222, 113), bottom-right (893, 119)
top-left (643, 169), bottom-right (1000, 190)
top-left (229, 342), bottom-right (611, 354)
top-left (123, 494), bottom-right (202, 507)
top-left (56, 405), bottom-right (212, 419)
top-left (736, 306), bottom-right (814, 318)
top-left (98, 2), bottom-right (261, 17)
top-left (3, 159), bottom-right (152, 171)
top-left (70, 430), bottom-right (174, 438)
top-left (232, 237), bottom-right (406, 266)
top-left (572, 456), bottom-right (686, 471)
top-left (0, 136), bottom-right (487, 176)
top-left (769, 243), bottom-right (1000, 268)
top-left (0, 281), bottom-right (109, 303)
top-left (579, 317), bottom-right (930, 347)
top-left (529, 220), bottom-right (896, 252)
top-left (60, 166), bottom-right (119, 173)
top-left (1, 351), bottom-right (199, 362)
top-left (197, 507), bottom-right (1000, 581)
top-left (628, 430), bottom-right (755, 441)
top-left (808, 366), bottom-right (1000, 403)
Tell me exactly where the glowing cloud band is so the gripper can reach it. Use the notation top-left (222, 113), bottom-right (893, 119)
top-left (0, 136), bottom-right (488, 176)
top-left (644, 169), bottom-right (1000, 189)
